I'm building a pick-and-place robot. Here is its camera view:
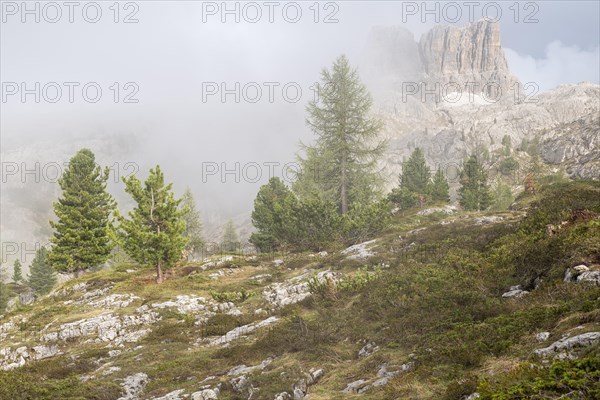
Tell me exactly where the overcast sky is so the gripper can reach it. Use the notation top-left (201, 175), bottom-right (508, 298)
top-left (1, 1), bottom-right (599, 226)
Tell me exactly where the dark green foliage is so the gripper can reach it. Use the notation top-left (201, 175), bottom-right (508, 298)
top-left (388, 186), bottom-right (417, 209)
top-left (49, 148), bottom-right (115, 274)
top-left (221, 220), bottom-right (241, 253)
top-left (12, 259), bottom-right (23, 283)
top-left (295, 54), bottom-right (386, 214)
top-left (117, 165), bottom-right (187, 283)
top-left (281, 197), bottom-right (343, 251)
top-left (459, 154), bottom-right (492, 211)
top-left (499, 156), bottom-right (519, 176)
top-left (28, 247), bottom-right (57, 296)
top-left (343, 199), bottom-right (392, 244)
top-left (180, 187), bottom-right (204, 256)
top-left (429, 168), bottom-right (450, 203)
top-left (0, 358), bottom-right (122, 400)
top-left (390, 149), bottom-right (449, 207)
top-left (0, 282), bottom-right (11, 312)
top-left (249, 177), bottom-right (294, 252)
top-left (251, 178), bottom-right (391, 252)
top-left (401, 147), bottom-right (430, 196)
top-left (478, 357), bottom-right (600, 399)
top-left (209, 288), bottom-right (252, 303)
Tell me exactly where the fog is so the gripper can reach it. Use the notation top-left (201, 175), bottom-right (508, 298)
top-left (1, 1), bottom-right (599, 258)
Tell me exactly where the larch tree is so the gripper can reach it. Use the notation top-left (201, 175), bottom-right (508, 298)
top-left (117, 166), bottom-right (187, 283)
top-left (49, 148), bottom-right (115, 276)
top-left (295, 54), bottom-right (386, 214)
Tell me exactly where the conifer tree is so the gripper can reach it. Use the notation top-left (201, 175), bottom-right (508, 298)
top-left (180, 187), bottom-right (204, 257)
top-left (459, 154), bottom-right (492, 211)
top-left (429, 168), bottom-right (450, 203)
top-left (28, 247), bottom-right (56, 296)
top-left (118, 166), bottom-right (187, 283)
top-left (221, 220), bottom-right (241, 253)
top-left (295, 55), bottom-right (386, 214)
top-left (250, 177), bottom-right (295, 252)
top-left (401, 148), bottom-right (431, 195)
top-left (12, 259), bottom-right (23, 283)
top-left (49, 149), bottom-right (115, 276)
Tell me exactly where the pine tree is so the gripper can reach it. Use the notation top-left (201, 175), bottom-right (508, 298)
top-left (117, 166), bottom-right (187, 284)
top-left (295, 55), bottom-right (386, 214)
top-left (249, 177), bottom-right (295, 252)
top-left (12, 259), bottom-right (23, 283)
top-left (429, 168), bottom-right (450, 203)
top-left (180, 187), bottom-right (204, 257)
top-left (28, 247), bottom-right (56, 296)
top-left (401, 148), bottom-right (431, 195)
top-left (221, 220), bottom-right (240, 253)
top-left (459, 154), bottom-right (492, 211)
top-left (49, 149), bottom-right (115, 276)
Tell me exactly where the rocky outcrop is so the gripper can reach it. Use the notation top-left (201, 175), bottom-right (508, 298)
top-left (342, 240), bottom-right (377, 260)
top-left (0, 344), bottom-right (60, 370)
top-left (501, 285), bottom-right (529, 299)
top-left (206, 316), bottom-right (279, 347)
top-left (42, 305), bottom-right (160, 345)
top-left (534, 332), bottom-right (600, 358)
top-left (118, 372), bottom-right (149, 400)
top-left (564, 265), bottom-right (600, 285)
top-left (263, 270), bottom-right (341, 308)
top-left (540, 113), bottom-right (600, 179)
top-left (227, 358), bottom-right (273, 376)
top-left (358, 342), bottom-right (380, 358)
top-left (342, 363), bottom-right (412, 393)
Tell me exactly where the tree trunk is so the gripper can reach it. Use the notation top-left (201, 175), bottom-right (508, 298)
top-left (340, 153), bottom-right (348, 214)
top-left (156, 262), bottom-right (164, 284)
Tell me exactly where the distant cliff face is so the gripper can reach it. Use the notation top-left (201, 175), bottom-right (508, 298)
top-left (418, 19), bottom-right (519, 99)
top-left (362, 20), bottom-right (600, 191)
top-left (363, 19), bottom-right (520, 102)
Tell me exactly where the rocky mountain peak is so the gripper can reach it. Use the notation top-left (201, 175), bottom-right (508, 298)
top-left (363, 19), bottom-right (520, 101)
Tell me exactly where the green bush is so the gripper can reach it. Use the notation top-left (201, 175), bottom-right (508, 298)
top-left (478, 357), bottom-right (600, 399)
top-left (209, 288), bottom-right (253, 303)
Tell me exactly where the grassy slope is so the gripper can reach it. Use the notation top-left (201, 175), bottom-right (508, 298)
top-left (0, 181), bottom-right (599, 400)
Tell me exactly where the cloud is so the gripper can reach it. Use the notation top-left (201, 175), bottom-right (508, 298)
top-left (505, 41), bottom-right (600, 93)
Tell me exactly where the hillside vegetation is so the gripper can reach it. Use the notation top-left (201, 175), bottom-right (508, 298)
top-left (0, 180), bottom-right (599, 400)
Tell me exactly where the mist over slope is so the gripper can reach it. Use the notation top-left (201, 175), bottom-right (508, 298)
top-left (1, 19), bottom-right (599, 270)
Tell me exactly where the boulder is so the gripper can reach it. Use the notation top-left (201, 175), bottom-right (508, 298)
top-left (536, 332), bottom-right (550, 342)
top-left (342, 379), bottom-right (369, 393)
top-left (18, 289), bottom-right (35, 305)
top-left (358, 342), bottom-right (379, 358)
top-left (117, 372), bottom-right (149, 400)
top-left (501, 285), bottom-right (529, 299)
top-left (191, 388), bottom-right (219, 400)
